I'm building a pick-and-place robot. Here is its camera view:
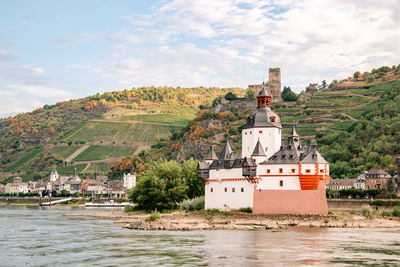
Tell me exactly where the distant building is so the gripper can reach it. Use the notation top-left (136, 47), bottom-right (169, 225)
top-left (365, 168), bottom-right (392, 189)
top-left (13, 177), bottom-right (22, 184)
top-left (123, 173), bottom-right (136, 190)
top-left (354, 172), bottom-right (366, 189)
top-left (5, 182), bottom-right (28, 194)
top-left (106, 180), bottom-right (124, 198)
top-left (248, 68), bottom-right (282, 101)
top-left (0, 184), bottom-right (5, 193)
top-left (327, 179), bottom-right (354, 190)
top-left (50, 168), bottom-right (59, 182)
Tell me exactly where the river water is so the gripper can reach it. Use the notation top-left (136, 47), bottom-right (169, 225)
top-left (1, 206), bottom-right (400, 266)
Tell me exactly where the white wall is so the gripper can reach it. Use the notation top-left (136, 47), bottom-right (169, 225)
top-left (209, 168), bottom-right (243, 179)
top-left (257, 176), bottom-right (300, 190)
top-left (242, 127), bottom-right (281, 159)
top-left (205, 180), bottom-right (254, 210)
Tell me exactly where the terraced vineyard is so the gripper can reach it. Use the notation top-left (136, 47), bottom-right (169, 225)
top-left (58, 164), bottom-right (88, 175)
top-left (63, 121), bottom-right (181, 143)
top-left (276, 84), bottom-right (385, 138)
top-left (72, 145), bottom-right (138, 161)
top-left (48, 146), bottom-right (82, 161)
top-left (3, 149), bottom-right (43, 172)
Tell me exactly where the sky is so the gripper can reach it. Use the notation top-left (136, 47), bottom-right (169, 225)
top-left (1, 0), bottom-right (400, 118)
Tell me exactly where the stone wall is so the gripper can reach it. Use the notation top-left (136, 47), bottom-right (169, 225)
top-left (252, 180), bottom-right (328, 215)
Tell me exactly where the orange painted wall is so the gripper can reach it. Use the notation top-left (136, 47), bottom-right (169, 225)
top-left (252, 180), bottom-right (328, 215)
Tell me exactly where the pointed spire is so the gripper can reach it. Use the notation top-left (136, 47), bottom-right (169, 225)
top-left (252, 139), bottom-right (266, 156)
top-left (310, 139), bottom-right (317, 150)
top-left (73, 166), bottom-right (77, 177)
top-left (220, 140), bottom-right (233, 161)
top-left (206, 146), bottom-right (218, 160)
top-left (289, 125), bottom-right (299, 137)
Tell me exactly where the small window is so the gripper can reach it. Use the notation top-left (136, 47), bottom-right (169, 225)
top-left (320, 169), bottom-right (324, 173)
top-left (305, 169), bottom-right (311, 173)
top-left (291, 169), bottom-right (295, 173)
top-left (224, 187), bottom-right (227, 192)
top-left (232, 188), bottom-right (235, 193)
top-left (245, 132), bottom-right (247, 135)
top-left (279, 168), bottom-right (283, 174)
top-left (267, 169), bottom-right (271, 174)
top-left (279, 180), bottom-right (283, 187)
top-left (250, 131), bottom-right (252, 134)
top-left (241, 188), bottom-right (244, 192)
top-left (270, 116), bottom-right (275, 122)
top-left (259, 130), bottom-right (263, 134)
top-left (211, 188), bottom-right (213, 192)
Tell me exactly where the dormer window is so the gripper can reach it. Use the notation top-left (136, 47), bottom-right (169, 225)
top-left (270, 116), bottom-right (275, 122)
top-left (281, 155), bottom-right (286, 160)
top-left (289, 154), bottom-right (294, 159)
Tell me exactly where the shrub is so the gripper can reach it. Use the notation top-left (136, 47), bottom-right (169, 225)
top-left (392, 206), bottom-right (400, 217)
top-left (145, 211), bottom-right (160, 222)
top-left (380, 210), bottom-right (391, 217)
top-left (124, 205), bottom-right (136, 213)
top-left (350, 210), bottom-right (357, 215)
top-left (180, 196), bottom-right (205, 211)
top-left (362, 205), bottom-right (374, 219)
top-left (239, 207), bottom-right (252, 213)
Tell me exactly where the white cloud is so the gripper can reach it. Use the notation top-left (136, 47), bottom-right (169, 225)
top-left (105, 0), bottom-right (400, 91)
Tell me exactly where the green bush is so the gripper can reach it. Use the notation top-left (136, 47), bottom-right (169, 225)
top-left (239, 207), bottom-right (252, 213)
top-left (145, 211), bottom-right (160, 222)
top-left (392, 206), bottom-right (400, 217)
top-left (124, 205), bottom-right (136, 213)
top-left (380, 210), bottom-right (391, 217)
top-left (180, 196), bottom-right (205, 211)
top-left (362, 205), bottom-right (374, 219)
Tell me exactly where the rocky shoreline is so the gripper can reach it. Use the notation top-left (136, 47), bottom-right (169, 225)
top-left (65, 210), bottom-right (400, 231)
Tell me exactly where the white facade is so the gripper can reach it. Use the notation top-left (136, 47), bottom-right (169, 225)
top-left (205, 180), bottom-right (254, 210)
top-left (242, 127), bottom-right (281, 159)
top-left (123, 173), bottom-right (136, 190)
top-left (50, 169), bottom-right (59, 182)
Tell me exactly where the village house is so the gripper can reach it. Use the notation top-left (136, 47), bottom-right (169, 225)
top-left (0, 184), bottom-right (5, 193)
top-left (365, 168), bottom-right (392, 189)
top-left (327, 179), bottom-right (354, 190)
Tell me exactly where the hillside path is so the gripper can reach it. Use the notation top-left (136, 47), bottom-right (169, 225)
top-left (65, 145), bottom-right (89, 162)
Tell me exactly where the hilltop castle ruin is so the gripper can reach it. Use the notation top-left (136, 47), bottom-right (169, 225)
top-left (249, 68), bottom-right (281, 101)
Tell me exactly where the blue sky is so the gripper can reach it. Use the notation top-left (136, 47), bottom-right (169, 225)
top-left (1, 0), bottom-right (400, 117)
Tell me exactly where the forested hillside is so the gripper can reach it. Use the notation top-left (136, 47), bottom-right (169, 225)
top-left (0, 86), bottom-right (243, 182)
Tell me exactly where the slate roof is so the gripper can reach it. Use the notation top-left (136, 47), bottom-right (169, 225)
top-left (206, 146), bottom-right (218, 160)
top-left (198, 162), bottom-right (209, 170)
top-left (252, 139), bottom-right (266, 156)
top-left (242, 107), bottom-right (281, 129)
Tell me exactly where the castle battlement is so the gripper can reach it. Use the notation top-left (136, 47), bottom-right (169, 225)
top-left (249, 68), bottom-right (282, 101)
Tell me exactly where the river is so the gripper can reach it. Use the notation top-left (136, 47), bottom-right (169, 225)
top-left (1, 206), bottom-right (400, 266)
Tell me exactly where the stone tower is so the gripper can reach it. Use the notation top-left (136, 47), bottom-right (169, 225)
top-left (268, 68), bottom-right (281, 100)
top-left (248, 67), bottom-right (282, 101)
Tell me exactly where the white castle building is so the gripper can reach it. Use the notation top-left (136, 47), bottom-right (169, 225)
top-left (198, 88), bottom-right (331, 215)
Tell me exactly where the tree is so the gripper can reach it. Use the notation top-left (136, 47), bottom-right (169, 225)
top-left (128, 160), bottom-right (188, 211)
top-left (282, 86), bottom-right (298, 102)
top-left (353, 71), bottom-right (361, 79)
top-left (245, 90), bottom-right (255, 100)
top-left (224, 92), bottom-right (238, 101)
top-left (182, 158), bottom-right (204, 198)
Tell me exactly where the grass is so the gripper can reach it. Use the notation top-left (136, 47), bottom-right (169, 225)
top-left (3, 149), bottom-right (42, 172)
top-left (145, 211), bottom-right (161, 222)
top-left (48, 146), bottom-right (82, 160)
top-left (72, 145), bottom-right (138, 161)
top-left (362, 205), bottom-right (374, 219)
top-left (63, 121), bottom-right (181, 143)
top-left (57, 164), bottom-right (87, 175)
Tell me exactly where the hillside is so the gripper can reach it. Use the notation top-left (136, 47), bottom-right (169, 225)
top-left (0, 86), bottom-right (244, 182)
top-left (148, 79), bottom-right (400, 180)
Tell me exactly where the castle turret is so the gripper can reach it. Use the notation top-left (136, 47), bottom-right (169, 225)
top-left (205, 146), bottom-right (218, 165)
top-left (241, 87), bottom-right (282, 159)
top-left (251, 139), bottom-right (267, 164)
